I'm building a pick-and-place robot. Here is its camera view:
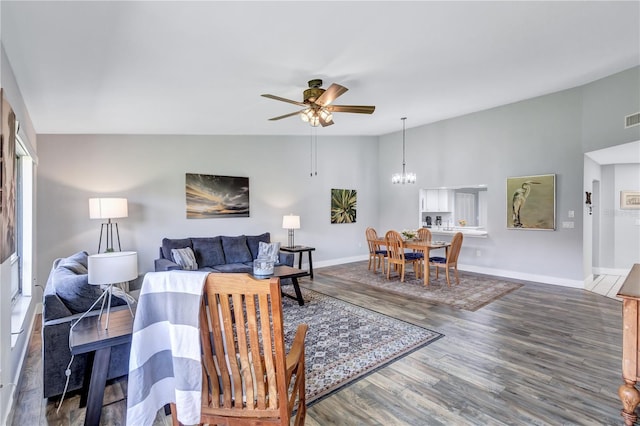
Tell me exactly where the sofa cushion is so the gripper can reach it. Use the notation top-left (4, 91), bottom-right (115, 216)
top-left (161, 238), bottom-right (193, 261)
top-left (171, 247), bottom-right (198, 270)
top-left (52, 265), bottom-right (125, 314)
top-left (192, 237), bottom-right (226, 267)
top-left (213, 263), bottom-right (253, 273)
top-left (221, 236), bottom-right (252, 264)
top-left (246, 232), bottom-right (270, 259)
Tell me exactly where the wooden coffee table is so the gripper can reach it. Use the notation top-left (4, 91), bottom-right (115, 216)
top-left (255, 265), bottom-right (307, 305)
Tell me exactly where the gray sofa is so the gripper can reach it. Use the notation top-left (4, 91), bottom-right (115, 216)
top-left (42, 251), bottom-right (131, 399)
top-left (154, 232), bottom-right (293, 272)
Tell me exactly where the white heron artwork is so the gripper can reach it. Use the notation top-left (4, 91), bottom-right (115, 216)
top-left (506, 174), bottom-right (556, 230)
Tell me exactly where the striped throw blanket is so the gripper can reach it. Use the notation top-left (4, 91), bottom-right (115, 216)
top-left (126, 270), bottom-right (209, 426)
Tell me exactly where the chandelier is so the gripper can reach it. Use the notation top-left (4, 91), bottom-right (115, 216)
top-left (391, 117), bottom-right (416, 184)
top-left (300, 106), bottom-right (333, 127)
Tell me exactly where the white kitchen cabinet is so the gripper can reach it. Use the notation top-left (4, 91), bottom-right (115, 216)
top-left (422, 189), bottom-right (452, 212)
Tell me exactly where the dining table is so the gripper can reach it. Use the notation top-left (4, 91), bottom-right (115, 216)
top-left (377, 237), bottom-right (450, 286)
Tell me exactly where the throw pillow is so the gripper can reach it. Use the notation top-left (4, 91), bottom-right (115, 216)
top-left (162, 238), bottom-right (193, 261)
top-left (171, 247), bottom-right (199, 270)
top-left (258, 241), bottom-right (281, 264)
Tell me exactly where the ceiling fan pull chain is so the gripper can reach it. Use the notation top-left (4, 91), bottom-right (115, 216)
top-left (310, 131), bottom-right (313, 177)
top-left (315, 131), bottom-right (318, 176)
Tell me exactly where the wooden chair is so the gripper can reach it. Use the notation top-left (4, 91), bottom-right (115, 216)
top-left (366, 227), bottom-right (387, 273)
top-left (417, 227), bottom-right (432, 243)
top-left (171, 273), bottom-right (308, 426)
top-left (429, 232), bottom-right (463, 286)
top-left (385, 230), bottom-right (423, 282)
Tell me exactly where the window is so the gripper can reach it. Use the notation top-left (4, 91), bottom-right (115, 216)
top-left (13, 132), bottom-right (34, 302)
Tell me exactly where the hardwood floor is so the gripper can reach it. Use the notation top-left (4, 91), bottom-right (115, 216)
top-left (10, 266), bottom-right (626, 425)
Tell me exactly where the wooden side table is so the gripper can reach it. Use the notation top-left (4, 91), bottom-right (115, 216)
top-left (69, 308), bottom-right (133, 426)
top-left (617, 263), bottom-right (640, 426)
top-left (280, 246), bottom-right (315, 279)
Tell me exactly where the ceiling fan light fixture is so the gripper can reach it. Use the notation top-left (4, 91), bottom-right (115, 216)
top-left (319, 107), bottom-right (333, 122)
top-left (300, 108), bottom-right (312, 123)
top-left (309, 114), bottom-right (320, 127)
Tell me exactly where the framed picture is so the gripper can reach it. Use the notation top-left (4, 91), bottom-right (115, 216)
top-left (331, 188), bottom-right (357, 224)
top-left (506, 174), bottom-right (555, 230)
top-left (185, 173), bottom-right (249, 218)
top-left (1, 91), bottom-right (17, 262)
top-left (620, 190), bottom-right (640, 209)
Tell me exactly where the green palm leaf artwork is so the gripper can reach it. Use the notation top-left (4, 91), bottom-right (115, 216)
top-left (331, 189), bottom-right (357, 224)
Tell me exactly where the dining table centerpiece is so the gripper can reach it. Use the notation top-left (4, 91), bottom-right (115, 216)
top-left (401, 229), bottom-right (417, 240)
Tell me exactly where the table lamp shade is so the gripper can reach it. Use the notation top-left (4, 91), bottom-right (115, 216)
top-left (89, 198), bottom-right (128, 220)
top-left (88, 251), bottom-right (138, 285)
top-left (282, 215), bottom-right (300, 230)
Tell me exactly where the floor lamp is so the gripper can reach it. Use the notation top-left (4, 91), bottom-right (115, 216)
top-left (74, 251), bottom-right (138, 330)
top-left (89, 197), bottom-right (128, 253)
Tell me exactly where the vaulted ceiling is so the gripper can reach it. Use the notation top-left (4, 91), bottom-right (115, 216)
top-left (2, 1), bottom-right (639, 136)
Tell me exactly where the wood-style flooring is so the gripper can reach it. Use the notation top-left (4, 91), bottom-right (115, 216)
top-left (10, 266), bottom-right (627, 425)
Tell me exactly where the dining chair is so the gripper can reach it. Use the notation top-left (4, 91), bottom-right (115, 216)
top-left (171, 273), bottom-right (308, 426)
top-left (417, 227), bottom-right (432, 243)
top-left (429, 232), bottom-right (464, 286)
top-left (385, 230), bottom-right (423, 282)
top-left (366, 227), bottom-right (387, 274)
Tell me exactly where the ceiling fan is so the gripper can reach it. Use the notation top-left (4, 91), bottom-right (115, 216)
top-left (261, 79), bottom-right (375, 127)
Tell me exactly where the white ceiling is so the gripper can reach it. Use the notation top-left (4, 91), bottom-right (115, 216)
top-left (1, 1), bottom-right (639, 136)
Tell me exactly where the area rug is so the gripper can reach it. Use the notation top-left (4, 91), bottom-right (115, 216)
top-left (316, 261), bottom-right (523, 311)
top-left (281, 288), bottom-right (443, 405)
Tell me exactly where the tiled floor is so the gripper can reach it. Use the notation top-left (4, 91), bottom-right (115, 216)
top-left (585, 272), bottom-right (628, 300)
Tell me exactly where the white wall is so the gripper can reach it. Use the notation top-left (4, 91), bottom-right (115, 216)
top-left (613, 164), bottom-right (640, 268)
top-left (36, 134), bottom-right (378, 288)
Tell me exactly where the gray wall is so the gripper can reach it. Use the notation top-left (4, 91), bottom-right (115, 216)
top-left (378, 67), bottom-right (639, 285)
top-left (36, 67), bottom-right (640, 291)
top-left (36, 134), bottom-right (378, 288)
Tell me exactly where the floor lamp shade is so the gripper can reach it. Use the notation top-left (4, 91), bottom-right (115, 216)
top-left (89, 198), bottom-right (128, 220)
top-left (282, 214), bottom-right (300, 248)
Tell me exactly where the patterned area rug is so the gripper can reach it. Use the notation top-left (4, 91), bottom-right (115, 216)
top-left (317, 261), bottom-right (523, 311)
top-left (281, 288), bottom-right (443, 405)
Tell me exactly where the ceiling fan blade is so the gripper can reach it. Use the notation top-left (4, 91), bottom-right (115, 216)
top-left (326, 105), bottom-right (376, 114)
top-left (261, 94), bottom-right (306, 107)
top-left (315, 83), bottom-right (348, 107)
top-left (268, 110), bottom-right (303, 121)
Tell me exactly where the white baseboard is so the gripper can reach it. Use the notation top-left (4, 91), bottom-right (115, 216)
top-left (312, 256), bottom-right (584, 288)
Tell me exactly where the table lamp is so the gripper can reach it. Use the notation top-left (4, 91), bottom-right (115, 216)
top-left (89, 197), bottom-right (128, 253)
top-left (87, 251), bottom-right (138, 329)
top-left (282, 214), bottom-right (300, 248)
